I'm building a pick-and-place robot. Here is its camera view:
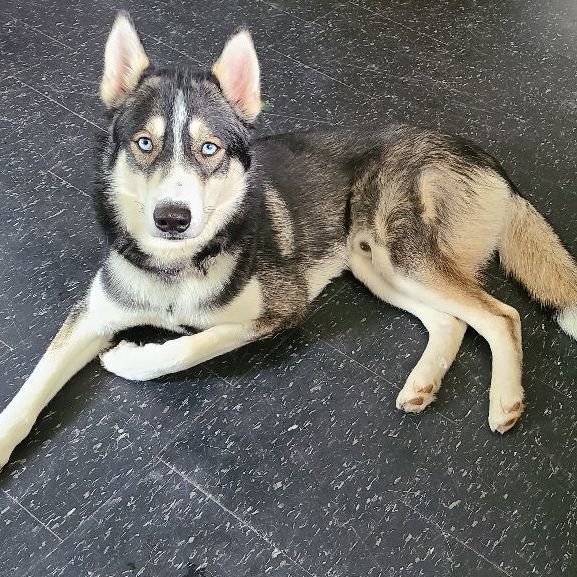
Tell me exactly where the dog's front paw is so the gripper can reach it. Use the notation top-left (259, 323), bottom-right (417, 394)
top-left (0, 442), bottom-right (12, 471)
top-left (100, 340), bottom-right (168, 381)
top-left (0, 414), bottom-right (30, 471)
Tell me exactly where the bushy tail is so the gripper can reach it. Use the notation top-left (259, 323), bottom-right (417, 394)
top-left (499, 194), bottom-right (577, 339)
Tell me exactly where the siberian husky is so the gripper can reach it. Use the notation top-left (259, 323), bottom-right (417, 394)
top-left (1, 12), bottom-right (576, 469)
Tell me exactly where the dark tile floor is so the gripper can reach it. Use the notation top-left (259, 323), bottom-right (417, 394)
top-left (0, 0), bottom-right (576, 575)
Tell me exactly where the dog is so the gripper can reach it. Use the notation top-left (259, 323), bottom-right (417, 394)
top-left (1, 12), bottom-right (576, 469)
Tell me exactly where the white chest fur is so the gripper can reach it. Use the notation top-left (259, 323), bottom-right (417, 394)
top-left (93, 251), bottom-right (264, 331)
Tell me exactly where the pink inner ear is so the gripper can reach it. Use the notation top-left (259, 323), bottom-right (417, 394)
top-left (117, 51), bottom-right (137, 95)
top-left (226, 60), bottom-right (255, 107)
top-left (101, 15), bottom-right (149, 107)
top-left (214, 34), bottom-right (261, 120)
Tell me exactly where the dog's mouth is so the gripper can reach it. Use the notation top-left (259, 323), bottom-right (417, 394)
top-left (153, 222), bottom-right (206, 242)
top-left (156, 231), bottom-right (189, 242)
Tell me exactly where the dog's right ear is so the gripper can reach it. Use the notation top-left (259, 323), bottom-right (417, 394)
top-left (100, 12), bottom-right (149, 108)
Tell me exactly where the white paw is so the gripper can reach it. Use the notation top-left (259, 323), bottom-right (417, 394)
top-left (488, 387), bottom-right (524, 434)
top-left (100, 340), bottom-right (168, 381)
top-left (396, 374), bottom-right (439, 414)
top-left (0, 414), bottom-right (32, 471)
top-left (0, 443), bottom-right (12, 471)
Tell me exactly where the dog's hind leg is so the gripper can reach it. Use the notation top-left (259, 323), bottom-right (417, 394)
top-left (394, 265), bottom-right (524, 434)
top-left (350, 251), bottom-right (467, 413)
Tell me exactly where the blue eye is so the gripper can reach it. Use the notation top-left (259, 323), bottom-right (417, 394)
top-left (201, 142), bottom-right (219, 156)
top-left (137, 137), bottom-right (153, 152)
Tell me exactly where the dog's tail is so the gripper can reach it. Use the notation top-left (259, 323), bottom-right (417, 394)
top-left (499, 193), bottom-right (577, 339)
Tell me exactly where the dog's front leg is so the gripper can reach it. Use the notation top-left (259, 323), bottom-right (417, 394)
top-left (101, 319), bottom-right (281, 381)
top-left (0, 276), bottom-right (130, 468)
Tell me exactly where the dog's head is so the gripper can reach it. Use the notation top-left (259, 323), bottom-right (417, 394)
top-left (97, 12), bottom-right (260, 262)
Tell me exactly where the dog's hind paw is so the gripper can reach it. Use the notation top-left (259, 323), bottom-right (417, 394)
top-left (100, 340), bottom-right (168, 381)
top-left (395, 377), bottom-right (437, 413)
top-left (488, 389), bottom-right (524, 434)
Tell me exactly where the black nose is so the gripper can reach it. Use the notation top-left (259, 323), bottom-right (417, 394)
top-left (153, 203), bottom-right (191, 234)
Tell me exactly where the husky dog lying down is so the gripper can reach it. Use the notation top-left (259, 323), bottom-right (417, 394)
top-left (1, 12), bottom-right (576, 469)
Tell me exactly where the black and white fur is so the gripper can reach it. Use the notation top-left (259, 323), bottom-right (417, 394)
top-left (1, 13), bottom-right (577, 469)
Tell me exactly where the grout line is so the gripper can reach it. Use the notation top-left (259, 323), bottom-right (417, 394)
top-left (55, 491), bottom-right (118, 546)
top-left (157, 457), bottom-right (318, 577)
top-left (348, 526), bottom-right (387, 574)
top-left (14, 78), bottom-right (106, 133)
top-left (19, 459), bottom-right (173, 577)
top-left (46, 170), bottom-right (91, 198)
top-left (446, 530), bottom-right (514, 577)
top-left (347, 0), bottom-right (450, 47)
top-left (0, 338), bottom-right (14, 352)
top-left (0, 58), bottom-right (45, 83)
top-left (262, 111), bottom-right (334, 125)
top-left (54, 458), bottom-right (172, 548)
top-left (15, 18), bottom-right (74, 50)
top-left (402, 500), bottom-right (514, 577)
top-left (3, 489), bottom-right (63, 544)
top-left (142, 33), bottom-right (204, 66)
top-left (311, 3), bottom-right (344, 24)
top-left (257, 0), bottom-right (325, 27)
top-left (266, 46), bottom-right (376, 100)
top-left (302, 325), bottom-right (397, 388)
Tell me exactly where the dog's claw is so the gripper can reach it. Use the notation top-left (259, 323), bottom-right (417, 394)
top-left (495, 416), bottom-right (520, 434)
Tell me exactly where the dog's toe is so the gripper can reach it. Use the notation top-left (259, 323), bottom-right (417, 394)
top-left (396, 380), bottom-right (437, 413)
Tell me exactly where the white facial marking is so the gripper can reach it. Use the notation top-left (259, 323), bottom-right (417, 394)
top-left (172, 90), bottom-right (188, 157)
top-left (147, 115), bottom-right (166, 139)
top-left (189, 118), bottom-right (205, 141)
top-left (150, 164), bottom-right (205, 237)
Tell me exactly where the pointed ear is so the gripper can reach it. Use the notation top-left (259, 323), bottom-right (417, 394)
top-left (212, 29), bottom-right (261, 122)
top-left (100, 12), bottom-right (149, 108)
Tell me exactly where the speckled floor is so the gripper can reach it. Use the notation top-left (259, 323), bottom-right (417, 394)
top-left (0, 1), bottom-right (576, 576)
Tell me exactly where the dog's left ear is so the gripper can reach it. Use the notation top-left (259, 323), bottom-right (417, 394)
top-left (212, 29), bottom-right (261, 122)
top-left (100, 12), bottom-right (150, 108)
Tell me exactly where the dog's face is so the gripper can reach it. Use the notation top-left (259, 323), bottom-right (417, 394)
top-left (98, 14), bottom-right (261, 261)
